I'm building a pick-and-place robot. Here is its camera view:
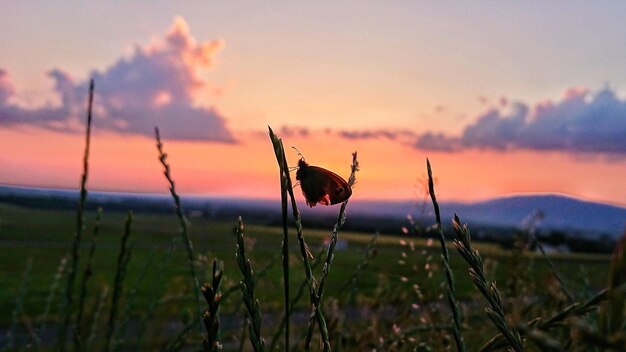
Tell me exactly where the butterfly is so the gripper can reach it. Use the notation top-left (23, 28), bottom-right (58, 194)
top-left (295, 158), bottom-right (352, 207)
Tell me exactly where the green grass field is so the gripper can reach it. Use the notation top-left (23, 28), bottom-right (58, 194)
top-left (0, 201), bottom-right (618, 351)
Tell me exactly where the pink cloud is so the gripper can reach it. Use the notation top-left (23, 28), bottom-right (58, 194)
top-left (0, 16), bottom-right (235, 142)
top-left (415, 87), bottom-right (626, 155)
top-left (0, 69), bottom-right (15, 103)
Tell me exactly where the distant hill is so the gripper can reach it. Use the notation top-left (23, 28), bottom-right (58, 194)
top-left (0, 185), bottom-right (624, 238)
top-left (444, 195), bottom-right (626, 236)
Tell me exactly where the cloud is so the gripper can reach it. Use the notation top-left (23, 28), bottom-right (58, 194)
top-left (279, 125), bottom-right (310, 138)
top-left (0, 16), bottom-right (235, 142)
top-left (0, 69), bottom-right (14, 102)
top-left (338, 129), bottom-right (417, 140)
top-left (415, 87), bottom-right (626, 155)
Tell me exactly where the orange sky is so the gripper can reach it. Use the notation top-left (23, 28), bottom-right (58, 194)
top-left (1, 126), bottom-right (624, 206)
top-left (1, 13), bottom-right (626, 206)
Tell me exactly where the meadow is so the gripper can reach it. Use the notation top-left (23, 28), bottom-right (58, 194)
top-left (1, 82), bottom-right (624, 351)
top-left (0, 199), bottom-right (618, 351)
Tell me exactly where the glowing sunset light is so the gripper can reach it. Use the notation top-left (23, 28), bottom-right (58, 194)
top-left (1, 5), bottom-right (625, 206)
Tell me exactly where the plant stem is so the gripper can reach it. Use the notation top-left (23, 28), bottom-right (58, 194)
top-left (75, 207), bottom-right (103, 350)
top-left (59, 78), bottom-right (94, 351)
top-left (426, 159), bottom-right (466, 352)
top-left (104, 212), bottom-right (133, 352)
top-left (155, 127), bottom-right (203, 334)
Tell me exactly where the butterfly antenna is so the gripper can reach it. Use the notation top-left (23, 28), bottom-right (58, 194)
top-left (293, 181), bottom-right (301, 189)
top-left (291, 146), bottom-right (305, 160)
top-left (288, 166), bottom-right (298, 172)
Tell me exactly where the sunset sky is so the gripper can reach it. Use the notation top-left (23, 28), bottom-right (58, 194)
top-left (1, 2), bottom-right (626, 206)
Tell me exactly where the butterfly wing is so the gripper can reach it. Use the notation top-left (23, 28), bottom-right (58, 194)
top-left (298, 164), bottom-right (352, 207)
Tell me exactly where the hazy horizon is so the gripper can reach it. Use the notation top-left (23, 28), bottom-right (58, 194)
top-left (3, 183), bottom-right (626, 210)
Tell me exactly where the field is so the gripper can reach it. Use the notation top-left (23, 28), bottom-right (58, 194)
top-left (0, 199), bottom-right (620, 351)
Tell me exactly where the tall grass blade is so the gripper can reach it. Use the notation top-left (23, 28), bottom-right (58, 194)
top-left (268, 126), bottom-right (329, 351)
top-left (104, 212), bottom-right (133, 352)
top-left (235, 217), bottom-right (266, 352)
top-left (155, 126), bottom-right (203, 333)
top-left (452, 214), bottom-right (523, 352)
top-left (305, 152), bottom-right (359, 351)
top-left (426, 159), bottom-right (466, 352)
top-left (86, 285), bottom-right (109, 352)
top-left (270, 246), bottom-right (326, 351)
top-left (526, 226), bottom-right (574, 303)
top-left (481, 284), bottom-right (624, 351)
top-left (599, 231), bottom-right (626, 335)
top-left (59, 78), bottom-right (95, 350)
top-left (75, 207), bottom-right (103, 349)
top-left (276, 132), bottom-right (291, 351)
top-left (33, 255), bottom-right (68, 350)
top-left (202, 259), bottom-right (224, 352)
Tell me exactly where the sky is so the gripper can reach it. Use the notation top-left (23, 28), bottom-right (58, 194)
top-left (1, 2), bottom-right (626, 206)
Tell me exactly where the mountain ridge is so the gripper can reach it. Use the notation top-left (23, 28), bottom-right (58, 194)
top-left (0, 185), bottom-right (624, 237)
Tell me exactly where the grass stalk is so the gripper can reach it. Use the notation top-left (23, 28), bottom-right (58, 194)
top-left (86, 285), bottom-right (109, 351)
top-left (599, 231), bottom-right (625, 335)
top-left (268, 127), bottom-right (328, 351)
top-left (426, 159), bottom-right (466, 352)
top-left (270, 246), bottom-right (326, 351)
top-left (155, 126), bottom-right (203, 333)
top-left (528, 232), bottom-right (575, 303)
top-left (235, 217), bottom-right (266, 352)
top-left (314, 152), bottom-right (359, 303)
top-left (59, 78), bottom-right (95, 350)
top-left (33, 255), bottom-right (68, 350)
top-left (279, 149), bottom-right (291, 351)
top-left (452, 214), bottom-right (523, 352)
top-left (480, 284), bottom-right (625, 351)
top-left (269, 127), bottom-right (293, 351)
top-left (104, 212), bottom-right (133, 352)
top-left (305, 152), bottom-right (359, 351)
top-left (202, 259), bottom-right (224, 352)
top-left (75, 207), bottom-right (103, 349)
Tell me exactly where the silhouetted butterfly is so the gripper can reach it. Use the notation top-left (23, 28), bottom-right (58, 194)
top-left (296, 158), bottom-right (352, 207)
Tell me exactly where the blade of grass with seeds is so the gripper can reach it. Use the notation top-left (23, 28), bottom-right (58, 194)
top-left (235, 217), bottom-right (266, 352)
top-left (480, 285), bottom-right (623, 351)
top-left (271, 246), bottom-right (326, 351)
top-left (599, 231), bottom-right (626, 335)
top-left (269, 126), bottom-right (329, 351)
top-left (528, 231), bottom-right (575, 303)
top-left (59, 78), bottom-right (94, 351)
top-left (33, 255), bottom-right (67, 350)
top-left (452, 214), bottom-right (523, 352)
top-left (104, 212), bottom-right (133, 352)
top-left (87, 285), bottom-right (109, 351)
top-left (75, 207), bottom-right (103, 349)
top-left (270, 127), bottom-right (291, 351)
top-left (426, 159), bottom-right (466, 352)
top-left (305, 152), bottom-right (359, 351)
top-left (155, 126), bottom-right (203, 334)
top-left (202, 259), bottom-right (224, 352)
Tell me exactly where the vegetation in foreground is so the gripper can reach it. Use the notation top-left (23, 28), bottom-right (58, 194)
top-left (0, 82), bottom-right (624, 351)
